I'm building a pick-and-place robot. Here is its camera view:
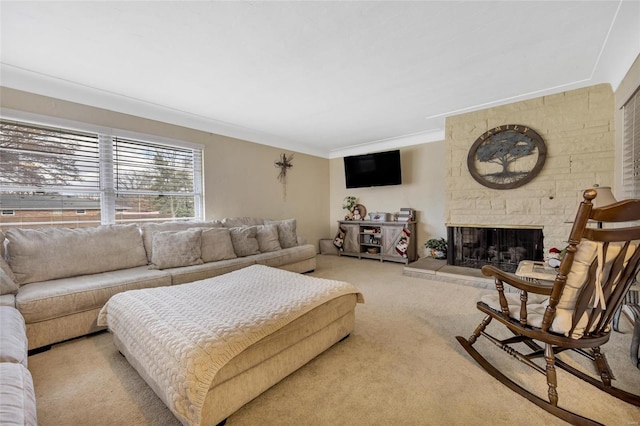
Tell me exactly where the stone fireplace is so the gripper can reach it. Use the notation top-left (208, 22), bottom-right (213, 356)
top-left (447, 226), bottom-right (543, 273)
top-left (444, 84), bottom-right (615, 262)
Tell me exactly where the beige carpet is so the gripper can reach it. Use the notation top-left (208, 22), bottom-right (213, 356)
top-left (28, 255), bottom-right (640, 425)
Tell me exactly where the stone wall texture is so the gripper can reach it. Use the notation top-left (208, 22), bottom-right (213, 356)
top-left (445, 84), bottom-right (615, 254)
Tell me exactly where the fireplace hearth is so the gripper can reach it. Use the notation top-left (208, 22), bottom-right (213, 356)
top-left (447, 226), bottom-right (544, 273)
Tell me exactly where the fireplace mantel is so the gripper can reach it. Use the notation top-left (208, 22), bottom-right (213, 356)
top-left (446, 223), bottom-right (543, 230)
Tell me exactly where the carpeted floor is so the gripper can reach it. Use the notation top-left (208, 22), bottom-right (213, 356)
top-left (27, 255), bottom-right (640, 425)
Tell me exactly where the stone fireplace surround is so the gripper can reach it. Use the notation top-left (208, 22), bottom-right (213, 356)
top-left (444, 84), bottom-right (615, 264)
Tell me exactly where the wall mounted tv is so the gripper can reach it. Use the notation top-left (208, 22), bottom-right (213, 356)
top-left (344, 149), bottom-right (402, 189)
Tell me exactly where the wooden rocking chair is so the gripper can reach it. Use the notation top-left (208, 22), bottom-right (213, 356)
top-left (456, 189), bottom-right (640, 425)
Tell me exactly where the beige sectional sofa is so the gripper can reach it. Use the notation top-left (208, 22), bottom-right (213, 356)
top-left (0, 306), bottom-right (37, 425)
top-left (0, 218), bottom-right (316, 352)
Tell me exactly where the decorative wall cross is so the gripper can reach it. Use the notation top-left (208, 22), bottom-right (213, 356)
top-left (275, 153), bottom-right (294, 199)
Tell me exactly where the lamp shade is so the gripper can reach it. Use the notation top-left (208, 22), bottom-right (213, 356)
top-left (592, 187), bottom-right (617, 208)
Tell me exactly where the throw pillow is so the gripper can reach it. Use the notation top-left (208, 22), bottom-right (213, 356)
top-left (141, 221), bottom-right (222, 263)
top-left (6, 225), bottom-right (148, 285)
top-left (229, 226), bottom-right (260, 257)
top-left (265, 219), bottom-right (298, 249)
top-left (0, 258), bottom-right (18, 295)
top-left (221, 217), bottom-right (265, 228)
top-left (200, 228), bottom-right (237, 262)
top-left (151, 229), bottom-right (203, 270)
top-left (256, 224), bottom-right (282, 253)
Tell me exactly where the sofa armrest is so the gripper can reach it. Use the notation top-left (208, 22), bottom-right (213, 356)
top-left (0, 363), bottom-right (38, 426)
top-left (0, 306), bottom-right (28, 367)
top-left (0, 294), bottom-right (16, 308)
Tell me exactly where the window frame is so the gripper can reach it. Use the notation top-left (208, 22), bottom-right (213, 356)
top-left (0, 109), bottom-right (204, 227)
top-left (620, 86), bottom-right (640, 199)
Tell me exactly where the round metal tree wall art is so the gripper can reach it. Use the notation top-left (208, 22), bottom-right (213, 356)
top-left (467, 125), bottom-right (546, 189)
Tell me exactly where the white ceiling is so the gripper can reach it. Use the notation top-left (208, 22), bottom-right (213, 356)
top-left (1, 1), bottom-right (639, 158)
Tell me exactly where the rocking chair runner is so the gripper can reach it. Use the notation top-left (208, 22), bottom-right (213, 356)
top-left (456, 189), bottom-right (640, 426)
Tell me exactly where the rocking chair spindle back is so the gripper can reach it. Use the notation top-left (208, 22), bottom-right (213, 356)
top-left (457, 189), bottom-right (640, 426)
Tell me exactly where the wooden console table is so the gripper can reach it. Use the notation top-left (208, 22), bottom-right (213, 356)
top-left (337, 220), bottom-right (417, 264)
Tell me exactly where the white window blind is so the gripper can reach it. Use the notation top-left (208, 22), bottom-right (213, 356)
top-left (113, 137), bottom-right (199, 221)
top-left (622, 88), bottom-right (640, 198)
top-left (0, 120), bottom-right (100, 193)
top-left (99, 134), bottom-right (116, 225)
top-left (114, 137), bottom-right (195, 195)
top-left (0, 118), bottom-right (203, 229)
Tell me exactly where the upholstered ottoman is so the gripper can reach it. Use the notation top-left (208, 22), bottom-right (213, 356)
top-left (98, 265), bottom-right (363, 426)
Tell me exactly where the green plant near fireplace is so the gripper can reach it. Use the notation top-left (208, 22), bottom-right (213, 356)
top-left (425, 238), bottom-right (447, 259)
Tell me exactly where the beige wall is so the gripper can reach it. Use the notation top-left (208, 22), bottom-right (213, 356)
top-left (445, 84), bottom-right (615, 253)
top-left (3, 82), bottom-right (621, 259)
top-left (329, 142), bottom-right (447, 257)
top-left (0, 87), bottom-right (330, 249)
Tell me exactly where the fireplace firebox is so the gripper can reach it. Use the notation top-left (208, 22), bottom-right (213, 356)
top-left (446, 226), bottom-right (544, 273)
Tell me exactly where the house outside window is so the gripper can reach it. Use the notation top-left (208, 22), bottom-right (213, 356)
top-left (0, 118), bottom-right (204, 231)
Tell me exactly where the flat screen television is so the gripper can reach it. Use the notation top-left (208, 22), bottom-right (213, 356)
top-left (344, 150), bottom-right (402, 188)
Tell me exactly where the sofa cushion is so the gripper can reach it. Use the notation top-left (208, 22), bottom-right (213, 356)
top-left (0, 306), bottom-right (28, 367)
top-left (200, 228), bottom-right (237, 262)
top-left (0, 258), bottom-right (18, 295)
top-left (15, 266), bottom-right (171, 323)
top-left (229, 226), bottom-right (260, 257)
top-left (6, 225), bottom-right (148, 285)
top-left (221, 217), bottom-right (265, 228)
top-left (0, 230), bottom-right (5, 258)
top-left (151, 229), bottom-right (204, 270)
top-left (253, 244), bottom-right (316, 268)
top-left (558, 240), bottom-right (638, 337)
top-left (256, 224), bottom-right (282, 253)
top-left (167, 257), bottom-right (257, 286)
top-left (0, 294), bottom-right (16, 307)
top-left (141, 221), bottom-right (222, 263)
top-left (0, 363), bottom-right (37, 426)
top-left (265, 218), bottom-right (298, 248)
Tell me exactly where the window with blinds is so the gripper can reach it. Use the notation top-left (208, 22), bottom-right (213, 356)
top-left (112, 137), bottom-right (201, 223)
top-left (622, 87), bottom-right (640, 198)
top-left (0, 119), bottom-right (203, 230)
top-left (0, 120), bottom-right (100, 192)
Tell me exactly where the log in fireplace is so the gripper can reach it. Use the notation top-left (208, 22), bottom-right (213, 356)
top-left (446, 226), bottom-right (544, 273)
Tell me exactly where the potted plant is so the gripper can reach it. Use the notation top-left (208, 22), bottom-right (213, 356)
top-left (342, 196), bottom-right (357, 220)
top-left (425, 238), bottom-right (447, 259)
